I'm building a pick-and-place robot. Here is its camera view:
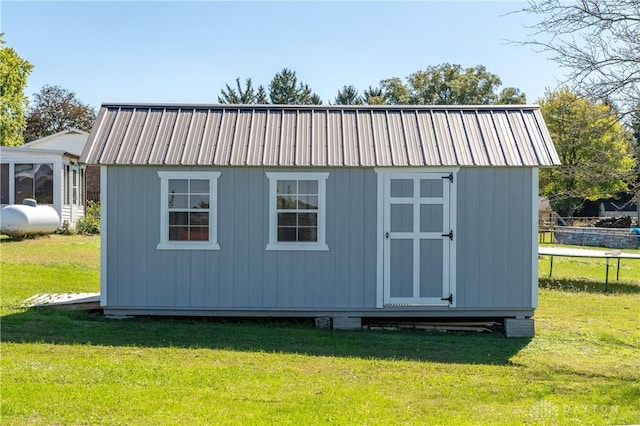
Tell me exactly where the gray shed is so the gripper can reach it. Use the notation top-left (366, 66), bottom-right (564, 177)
top-left (81, 104), bottom-right (560, 336)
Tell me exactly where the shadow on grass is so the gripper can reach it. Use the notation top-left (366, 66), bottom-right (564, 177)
top-left (0, 308), bottom-right (530, 365)
top-left (0, 233), bottom-right (60, 242)
top-left (539, 277), bottom-right (640, 294)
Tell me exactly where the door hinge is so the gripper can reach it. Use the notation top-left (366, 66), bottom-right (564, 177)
top-left (441, 294), bottom-right (453, 304)
top-left (441, 172), bottom-right (454, 183)
top-left (441, 230), bottom-right (454, 240)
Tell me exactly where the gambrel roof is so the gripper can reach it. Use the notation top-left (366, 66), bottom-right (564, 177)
top-left (81, 104), bottom-right (560, 167)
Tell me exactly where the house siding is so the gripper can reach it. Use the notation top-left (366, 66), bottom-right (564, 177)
top-left (104, 166), bottom-right (534, 313)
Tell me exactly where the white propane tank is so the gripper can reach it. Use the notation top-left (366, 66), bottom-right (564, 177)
top-left (0, 198), bottom-right (60, 237)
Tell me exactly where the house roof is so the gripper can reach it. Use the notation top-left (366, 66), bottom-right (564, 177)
top-left (23, 128), bottom-right (88, 146)
top-left (0, 146), bottom-right (80, 160)
top-left (81, 104), bottom-right (560, 167)
top-left (22, 128), bottom-right (89, 157)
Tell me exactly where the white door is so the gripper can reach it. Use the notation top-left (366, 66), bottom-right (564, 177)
top-left (382, 172), bottom-right (455, 306)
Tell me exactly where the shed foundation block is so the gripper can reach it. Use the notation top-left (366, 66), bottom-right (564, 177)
top-left (332, 317), bottom-right (362, 330)
top-left (504, 318), bottom-right (535, 337)
top-left (314, 317), bottom-right (331, 329)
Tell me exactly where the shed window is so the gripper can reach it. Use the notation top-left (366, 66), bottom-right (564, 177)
top-left (266, 172), bottom-right (329, 251)
top-left (157, 171), bottom-right (221, 250)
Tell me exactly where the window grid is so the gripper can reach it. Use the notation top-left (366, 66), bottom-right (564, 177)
top-left (276, 179), bottom-right (319, 242)
top-left (157, 171), bottom-right (220, 251)
top-left (266, 172), bottom-right (329, 251)
top-left (167, 179), bottom-right (210, 242)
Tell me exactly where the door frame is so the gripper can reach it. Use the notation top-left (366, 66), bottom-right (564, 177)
top-left (375, 168), bottom-right (458, 308)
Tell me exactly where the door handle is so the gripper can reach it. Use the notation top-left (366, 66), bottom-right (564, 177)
top-left (441, 230), bottom-right (454, 240)
top-left (385, 232), bottom-right (389, 239)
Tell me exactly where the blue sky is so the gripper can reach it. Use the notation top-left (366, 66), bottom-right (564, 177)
top-left (2, 1), bottom-right (565, 109)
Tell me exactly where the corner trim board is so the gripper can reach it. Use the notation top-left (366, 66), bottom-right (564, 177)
top-left (531, 167), bottom-right (539, 308)
top-left (100, 166), bottom-right (107, 307)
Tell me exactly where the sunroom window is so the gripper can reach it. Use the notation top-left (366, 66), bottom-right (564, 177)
top-left (14, 163), bottom-right (54, 204)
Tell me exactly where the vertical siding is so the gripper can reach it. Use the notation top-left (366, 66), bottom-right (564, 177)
top-left (106, 166), bottom-right (379, 310)
top-left (334, 169), bottom-right (351, 307)
top-left (456, 167), bottom-right (534, 308)
top-left (105, 165), bottom-right (534, 311)
top-left (232, 170), bottom-right (250, 306)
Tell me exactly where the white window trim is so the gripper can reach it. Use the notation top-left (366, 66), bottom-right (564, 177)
top-left (157, 171), bottom-right (221, 251)
top-left (265, 172), bottom-right (329, 251)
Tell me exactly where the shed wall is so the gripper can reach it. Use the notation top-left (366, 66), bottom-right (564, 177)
top-left (104, 166), bottom-right (534, 312)
top-left (105, 166), bottom-right (378, 309)
top-left (456, 168), bottom-right (534, 308)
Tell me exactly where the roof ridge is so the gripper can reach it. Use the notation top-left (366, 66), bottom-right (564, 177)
top-left (98, 103), bottom-right (541, 111)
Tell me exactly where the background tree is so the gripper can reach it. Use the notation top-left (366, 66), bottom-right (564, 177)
top-left (497, 87), bottom-right (527, 104)
top-left (219, 68), bottom-right (321, 105)
top-left (255, 85), bottom-right (269, 104)
top-left (362, 86), bottom-right (384, 105)
top-left (629, 104), bottom-right (640, 218)
top-left (379, 64), bottom-right (526, 105)
top-left (0, 34), bottom-right (33, 146)
top-left (631, 104), bottom-right (640, 146)
top-left (268, 68), bottom-right (322, 105)
top-left (334, 85), bottom-right (363, 105)
top-left (521, 0), bottom-right (639, 120)
top-left (24, 85), bottom-right (96, 142)
top-left (218, 78), bottom-right (257, 104)
top-left (539, 88), bottom-right (636, 217)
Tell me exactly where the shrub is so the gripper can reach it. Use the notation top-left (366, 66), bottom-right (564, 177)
top-left (76, 201), bottom-right (100, 235)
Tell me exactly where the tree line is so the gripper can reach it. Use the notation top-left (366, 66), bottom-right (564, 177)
top-left (217, 64), bottom-right (526, 106)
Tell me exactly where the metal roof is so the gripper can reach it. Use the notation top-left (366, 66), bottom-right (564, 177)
top-left (81, 104), bottom-right (560, 167)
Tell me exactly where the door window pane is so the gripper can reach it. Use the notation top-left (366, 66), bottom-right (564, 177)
top-left (420, 239), bottom-right (443, 297)
top-left (390, 239), bottom-right (413, 297)
top-left (420, 179), bottom-right (443, 197)
top-left (390, 179), bottom-right (413, 197)
top-left (390, 204), bottom-right (413, 232)
top-left (420, 204), bottom-right (443, 232)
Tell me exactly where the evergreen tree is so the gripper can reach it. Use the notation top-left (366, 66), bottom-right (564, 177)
top-left (268, 68), bottom-right (321, 105)
top-left (362, 86), bottom-right (384, 105)
top-left (334, 85), bottom-right (363, 105)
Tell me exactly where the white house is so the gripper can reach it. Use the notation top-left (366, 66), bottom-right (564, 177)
top-left (0, 129), bottom-right (89, 228)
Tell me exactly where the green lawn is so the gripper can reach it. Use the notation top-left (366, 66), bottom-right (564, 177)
top-left (1, 235), bottom-right (639, 425)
